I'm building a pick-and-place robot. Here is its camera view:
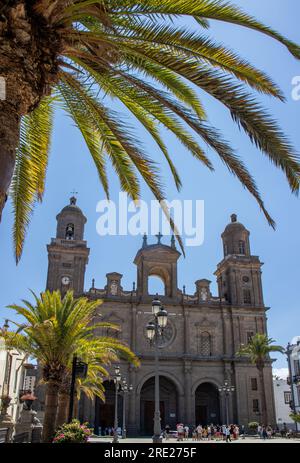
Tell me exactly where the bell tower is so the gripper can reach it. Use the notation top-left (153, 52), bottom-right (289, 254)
top-left (133, 233), bottom-right (181, 300)
top-left (215, 214), bottom-right (264, 307)
top-left (46, 197), bottom-right (90, 296)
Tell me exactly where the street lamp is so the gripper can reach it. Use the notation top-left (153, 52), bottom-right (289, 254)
top-left (68, 355), bottom-right (88, 422)
top-left (146, 298), bottom-right (168, 443)
top-left (113, 366), bottom-right (122, 443)
top-left (218, 381), bottom-right (235, 425)
top-left (120, 379), bottom-right (133, 439)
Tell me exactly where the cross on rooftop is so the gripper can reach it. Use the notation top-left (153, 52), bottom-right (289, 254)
top-left (155, 232), bottom-right (163, 244)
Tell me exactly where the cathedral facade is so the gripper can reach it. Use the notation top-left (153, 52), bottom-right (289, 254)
top-left (45, 197), bottom-right (276, 434)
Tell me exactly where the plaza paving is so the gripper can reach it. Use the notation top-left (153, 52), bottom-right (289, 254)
top-left (89, 436), bottom-right (300, 444)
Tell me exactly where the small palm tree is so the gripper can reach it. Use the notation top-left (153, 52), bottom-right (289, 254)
top-left (5, 290), bottom-right (139, 442)
top-left (73, 363), bottom-right (108, 421)
top-left (1, 1), bottom-right (300, 260)
top-left (237, 333), bottom-right (285, 426)
top-left (56, 339), bottom-right (127, 427)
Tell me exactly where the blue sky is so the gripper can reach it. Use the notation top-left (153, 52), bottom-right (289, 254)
top-left (0, 1), bottom-right (299, 370)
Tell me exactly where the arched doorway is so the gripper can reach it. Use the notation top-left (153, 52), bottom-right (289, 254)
top-left (195, 382), bottom-right (220, 425)
top-left (94, 380), bottom-right (123, 435)
top-left (140, 376), bottom-right (178, 435)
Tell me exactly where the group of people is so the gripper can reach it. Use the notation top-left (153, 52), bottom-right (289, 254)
top-left (257, 424), bottom-right (277, 440)
top-left (164, 423), bottom-right (246, 442)
top-left (192, 424), bottom-right (243, 442)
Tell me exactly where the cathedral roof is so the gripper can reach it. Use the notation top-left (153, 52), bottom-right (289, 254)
top-left (223, 213), bottom-right (248, 234)
top-left (58, 197), bottom-right (86, 219)
top-left (134, 234), bottom-right (181, 264)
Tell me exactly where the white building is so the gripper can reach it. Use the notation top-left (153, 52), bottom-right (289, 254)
top-left (273, 377), bottom-right (294, 429)
top-left (287, 336), bottom-right (300, 422)
top-left (0, 337), bottom-right (28, 421)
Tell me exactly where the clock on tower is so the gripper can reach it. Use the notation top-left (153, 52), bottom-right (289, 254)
top-left (46, 197), bottom-right (90, 296)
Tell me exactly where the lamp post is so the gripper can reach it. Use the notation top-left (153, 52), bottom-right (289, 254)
top-left (120, 379), bottom-right (133, 439)
top-left (68, 355), bottom-right (88, 423)
top-left (113, 366), bottom-right (122, 443)
top-left (218, 381), bottom-right (235, 425)
top-left (146, 297), bottom-right (168, 444)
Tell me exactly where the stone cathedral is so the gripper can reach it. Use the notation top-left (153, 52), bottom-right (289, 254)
top-left (45, 197), bottom-right (276, 435)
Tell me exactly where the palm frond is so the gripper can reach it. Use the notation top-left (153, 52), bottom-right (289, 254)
top-left (10, 96), bottom-right (54, 262)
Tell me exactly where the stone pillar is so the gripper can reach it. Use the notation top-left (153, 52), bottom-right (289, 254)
top-left (183, 361), bottom-right (192, 426)
top-left (15, 408), bottom-right (43, 443)
top-left (0, 411), bottom-right (14, 442)
top-left (183, 307), bottom-right (190, 354)
top-left (127, 367), bottom-right (138, 435)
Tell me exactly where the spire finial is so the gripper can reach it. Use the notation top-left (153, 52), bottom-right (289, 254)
top-left (92, 278), bottom-right (95, 289)
top-left (70, 190), bottom-right (78, 205)
top-left (231, 213), bottom-right (237, 223)
top-left (171, 235), bottom-right (176, 249)
top-left (155, 231), bottom-right (163, 244)
top-left (142, 233), bottom-right (148, 248)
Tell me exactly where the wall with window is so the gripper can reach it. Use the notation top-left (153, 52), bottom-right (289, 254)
top-left (273, 377), bottom-right (294, 429)
top-left (0, 338), bottom-right (27, 421)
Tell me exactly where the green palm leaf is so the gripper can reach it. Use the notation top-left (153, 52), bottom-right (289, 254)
top-left (5, 0), bottom-right (300, 260)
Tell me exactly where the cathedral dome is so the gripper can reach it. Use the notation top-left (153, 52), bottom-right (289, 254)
top-left (56, 197), bottom-right (87, 240)
top-left (223, 214), bottom-right (246, 233)
top-left (221, 214), bottom-right (250, 257)
top-left (59, 196), bottom-right (86, 216)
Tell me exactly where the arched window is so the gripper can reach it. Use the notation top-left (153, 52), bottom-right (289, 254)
top-left (224, 243), bottom-right (228, 256)
top-left (148, 275), bottom-right (166, 296)
top-left (243, 289), bottom-right (251, 304)
top-left (238, 240), bottom-right (246, 255)
top-left (65, 223), bottom-right (74, 240)
top-left (198, 331), bottom-right (212, 356)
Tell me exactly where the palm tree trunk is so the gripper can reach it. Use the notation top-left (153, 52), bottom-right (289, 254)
top-left (257, 366), bottom-right (268, 426)
top-left (0, 101), bottom-right (20, 220)
top-left (42, 381), bottom-right (60, 443)
top-left (56, 392), bottom-right (70, 428)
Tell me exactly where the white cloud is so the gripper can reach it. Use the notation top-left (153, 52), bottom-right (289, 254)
top-left (273, 368), bottom-right (289, 379)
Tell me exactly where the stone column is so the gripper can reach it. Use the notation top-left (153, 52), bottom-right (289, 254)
top-left (183, 361), bottom-right (192, 426)
top-left (0, 411), bottom-right (14, 442)
top-left (127, 367), bottom-right (138, 436)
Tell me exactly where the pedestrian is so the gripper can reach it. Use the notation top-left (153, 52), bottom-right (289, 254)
top-left (196, 424), bottom-right (202, 441)
top-left (257, 424), bottom-right (262, 439)
top-left (215, 425), bottom-right (221, 441)
top-left (192, 427), bottom-right (197, 441)
top-left (222, 424), bottom-right (227, 441)
top-left (207, 425), bottom-right (211, 441)
top-left (165, 424), bottom-right (170, 440)
top-left (225, 426), bottom-right (231, 442)
top-left (266, 425), bottom-right (272, 439)
top-left (240, 425), bottom-right (245, 439)
top-left (177, 423), bottom-right (184, 441)
top-left (262, 426), bottom-right (268, 440)
top-left (184, 425), bottom-right (189, 440)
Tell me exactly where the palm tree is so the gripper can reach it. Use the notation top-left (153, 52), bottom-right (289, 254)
top-left (237, 333), bottom-right (285, 425)
top-left (73, 363), bottom-right (108, 422)
top-left (4, 290), bottom-right (139, 442)
top-left (0, 1), bottom-right (299, 260)
top-left (55, 340), bottom-right (123, 427)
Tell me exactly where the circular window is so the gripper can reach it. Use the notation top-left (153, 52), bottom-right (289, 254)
top-left (242, 276), bottom-right (250, 283)
top-left (144, 319), bottom-right (175, 347)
